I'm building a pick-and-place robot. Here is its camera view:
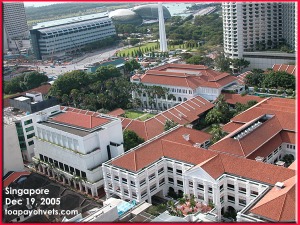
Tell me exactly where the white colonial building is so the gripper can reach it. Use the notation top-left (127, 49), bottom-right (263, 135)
top-left (131, 64), bottom-right (241, 109)
top-left (33, 106), bottom-right (124, 196)
top-left (102, 126), bottom-right (295, 222)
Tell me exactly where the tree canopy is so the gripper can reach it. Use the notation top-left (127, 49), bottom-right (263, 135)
top-left (164, 119), bottom-right (178, 131)
top-left (123, 130), bottom-right (144, 151)
top-left (4, 71), bottom-right (48, 94)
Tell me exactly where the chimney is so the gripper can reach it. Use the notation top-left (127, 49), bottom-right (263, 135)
top-left (182, 134), bottom-right (190, 141)
top-left (275, 182), bottom-right (285, 189)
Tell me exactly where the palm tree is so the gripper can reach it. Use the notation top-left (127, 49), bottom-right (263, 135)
top-left (210, 124), bottom-right (226, 143)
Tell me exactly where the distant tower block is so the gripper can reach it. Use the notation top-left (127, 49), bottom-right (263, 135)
top-left (158, 2), bottom-right (168, 52)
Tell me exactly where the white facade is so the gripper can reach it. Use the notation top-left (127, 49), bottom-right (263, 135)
top-left (3, 124), bottom-right (25, 175)
top-left (4, 105), bottom-right (61, 162)
top-left (33, 108), bottom-right (124, 196)
top-left (103, 156), bottom-right (270, 222)
top-left (222, 3), bottom-right (296, 60)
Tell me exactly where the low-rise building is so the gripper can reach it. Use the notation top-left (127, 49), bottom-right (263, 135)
top-left (33, 106), bottom-right (124, 196)
top-left (131, 64), bottom-right (240, 109)
top-left (102, 124), bottom-right (295, 222)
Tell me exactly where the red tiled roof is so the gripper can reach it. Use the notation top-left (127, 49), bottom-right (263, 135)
top-left (231, 97), bottom-right (295, 131)
top-left (52, 111), bottom-right (110, 129)
top-left (209, 116), bottom-right (283, 157)
top-left (3, 171), bottom-right (31, 188)
top-left (223, 93), bottom-right (264, 105)
top-left (236, 71), bottom-right (252, 84)
top-left (222, 122), bottom-right (244, 133)
top-left (111, 126), bottom-right (295, 185)
top-left (111, 126), bottom-right (213, 171)
top-left (121, 96), bottom-right (214, 140)
top-left (288, 161), bottom-right (296, 170)
top-left (249, 176), bottom-right (296, 222)
top-left (108, 108), bottom-right (125, 117)
top-left (272, 64), bottom-right (296, 76)
top-left (247, 133), bottom-right (283, 160)
top-left (134, 63), bottom-right (237, 89)
top-left (280, 131), bottom-right (295, 144)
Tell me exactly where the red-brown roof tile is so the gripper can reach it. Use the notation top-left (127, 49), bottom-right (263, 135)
top-left (134, 63), bottom-right (237, 89)
top-left (272, 64), bottom-right (296, 76)
top-left (223, 93), bottom-right (264, 105)
top-left (108, 108), bottom-right (125, 117)
top-left (280, 131), bottom-right (295, 144)
top-left (52, 111), bottom-right (110, 129)
top-left (222, 122), bottom-right (244, 133)
top-left (249, 176), bottom-right (296, 222)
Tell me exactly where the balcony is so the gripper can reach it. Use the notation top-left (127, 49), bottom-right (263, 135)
top-left (228, 199), bottom-right (235, 204)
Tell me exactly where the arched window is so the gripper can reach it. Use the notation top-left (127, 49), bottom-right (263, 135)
top-left (178, 97), bottom-right (182, 102)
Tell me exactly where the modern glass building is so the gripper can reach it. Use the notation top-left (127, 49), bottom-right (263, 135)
top-left (109, 9), bottom-right (143, 26)
top-left (30, 13), bottom-right (116, 60)
top-left (133, 4), bottom-right (171, 20)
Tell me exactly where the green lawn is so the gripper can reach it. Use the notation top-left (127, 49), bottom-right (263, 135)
top-left (138, 113), bottom-right (156, 121)
top-left (124, 110), bottom-right (146, 119)
top-left (117, 42), bottom-right (159, 57)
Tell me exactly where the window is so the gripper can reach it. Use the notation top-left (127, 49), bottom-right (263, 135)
top-left (149, 173), bottom-right (155, 181)
top-left (250, 190), bottom-right (258, 196)
top-left (228, 184), bottom-right (235, 191)
top-left (176, 169), bottom-right (182, 175)
top-left (130, 180), bottom-right (135, 187)
top-left (189, 181), bottom-right (193, 187)
top-left (167, 167), bottom-right (173, 173)
top-left (39, 154), bottom-right (44, 161)
top-left (220, 184), bottom-right (224, 192)
top-left (25, 126), bottom-right (34, 132)
top-left (198, 194), bottom-right (204, 200)
top-left (239, 187), bottom-right (246, 194)
top-left (168, 177), bottom-right (174, 184)
top-left (159, 178), bottom-right (165, 186)
top-left (158, 168), bottom-right (164, 175)
top-left (208, 187), bottom-right (212, 194)
top-left (122, 178), bottom-right (127, 184)
top-left (239, 198), bottom-right (246, 206)
top-left (114, 176), bottom-right (119, 181)
top-left (228, 195), bottom-right (235, 203)
top-left (27, 133), bottom-right (35, 139)
top-left (177, 180), bottom-right (183, 186)
top-left (140, 179), bottom-right (146, 186)
top-left (220, 196), bottom-right (224, 203)
top-left (198, 184), bottom-right (204, 190)
top-left (28, 140), bottom-right (34, 146)
top-left (24, 119), bottom-right (33, 125)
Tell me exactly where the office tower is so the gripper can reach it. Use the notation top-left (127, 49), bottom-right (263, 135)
top-left (3, 3), bottom-right (28, 51)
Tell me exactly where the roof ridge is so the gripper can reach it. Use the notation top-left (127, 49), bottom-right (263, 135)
top-left (144, 121), bottom-right (149, 140)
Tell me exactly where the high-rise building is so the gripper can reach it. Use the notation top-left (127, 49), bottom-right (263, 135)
top-left (3, 3), bottom-right (29, 52)
top-left (222, 3), bottom-right (296, 69)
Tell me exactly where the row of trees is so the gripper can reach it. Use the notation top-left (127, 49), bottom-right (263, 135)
top-left (245, 70), bottom-right (295, 90)
top-left (4, 71), bottom-right (48, 94)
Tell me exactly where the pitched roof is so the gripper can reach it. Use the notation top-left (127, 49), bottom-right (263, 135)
top-left (209, 116), bottom-right (283, 157)
top-left (108, 108), bottom-right (125, 117)
top-left (272, 64), bottom-right (296, 76)
top-left (51, 111), bottom-right (110, 129)
top-left (222, 121), bottom-right (244, 133)
top-left (223, 93), bottom-right (264, 105)
top-left (121, 96), bottom-right (214, 140)
top-left (110, 126), bottom-right (295, 185)
top-left (133, 63), bottom-right (237, 89)
top-left (236, 71), bottom-right (252, 84)
top-left (249, 176), bottom-right (296, 222)
top-left (111, 126), bottom-right (213, 171)
top-left (4, 84), bottom-right (52, 108)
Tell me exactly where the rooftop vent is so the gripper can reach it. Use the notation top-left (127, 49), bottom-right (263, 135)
top-left (275, 182), bottom-right (285, 189)
top-left (255, 156), bottom-right (264, 162)
top-left (275, 161), bottom-right (285, 167)
top-left (182, 134), bottom-right (190, 141)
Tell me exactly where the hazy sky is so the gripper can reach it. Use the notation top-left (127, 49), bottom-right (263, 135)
top-left (24, 2), bottom-right (62, 7)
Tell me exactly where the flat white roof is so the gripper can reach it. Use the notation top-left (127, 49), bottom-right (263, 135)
top-left (15, 96), bottom-right (30, 101)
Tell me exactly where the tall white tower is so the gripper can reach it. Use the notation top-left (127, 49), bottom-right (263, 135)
top-left (158, 2), bottom-right (168, 52)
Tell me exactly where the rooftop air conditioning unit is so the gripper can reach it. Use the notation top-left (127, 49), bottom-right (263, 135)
top-left (275, 182), bottom-right (285, 189)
